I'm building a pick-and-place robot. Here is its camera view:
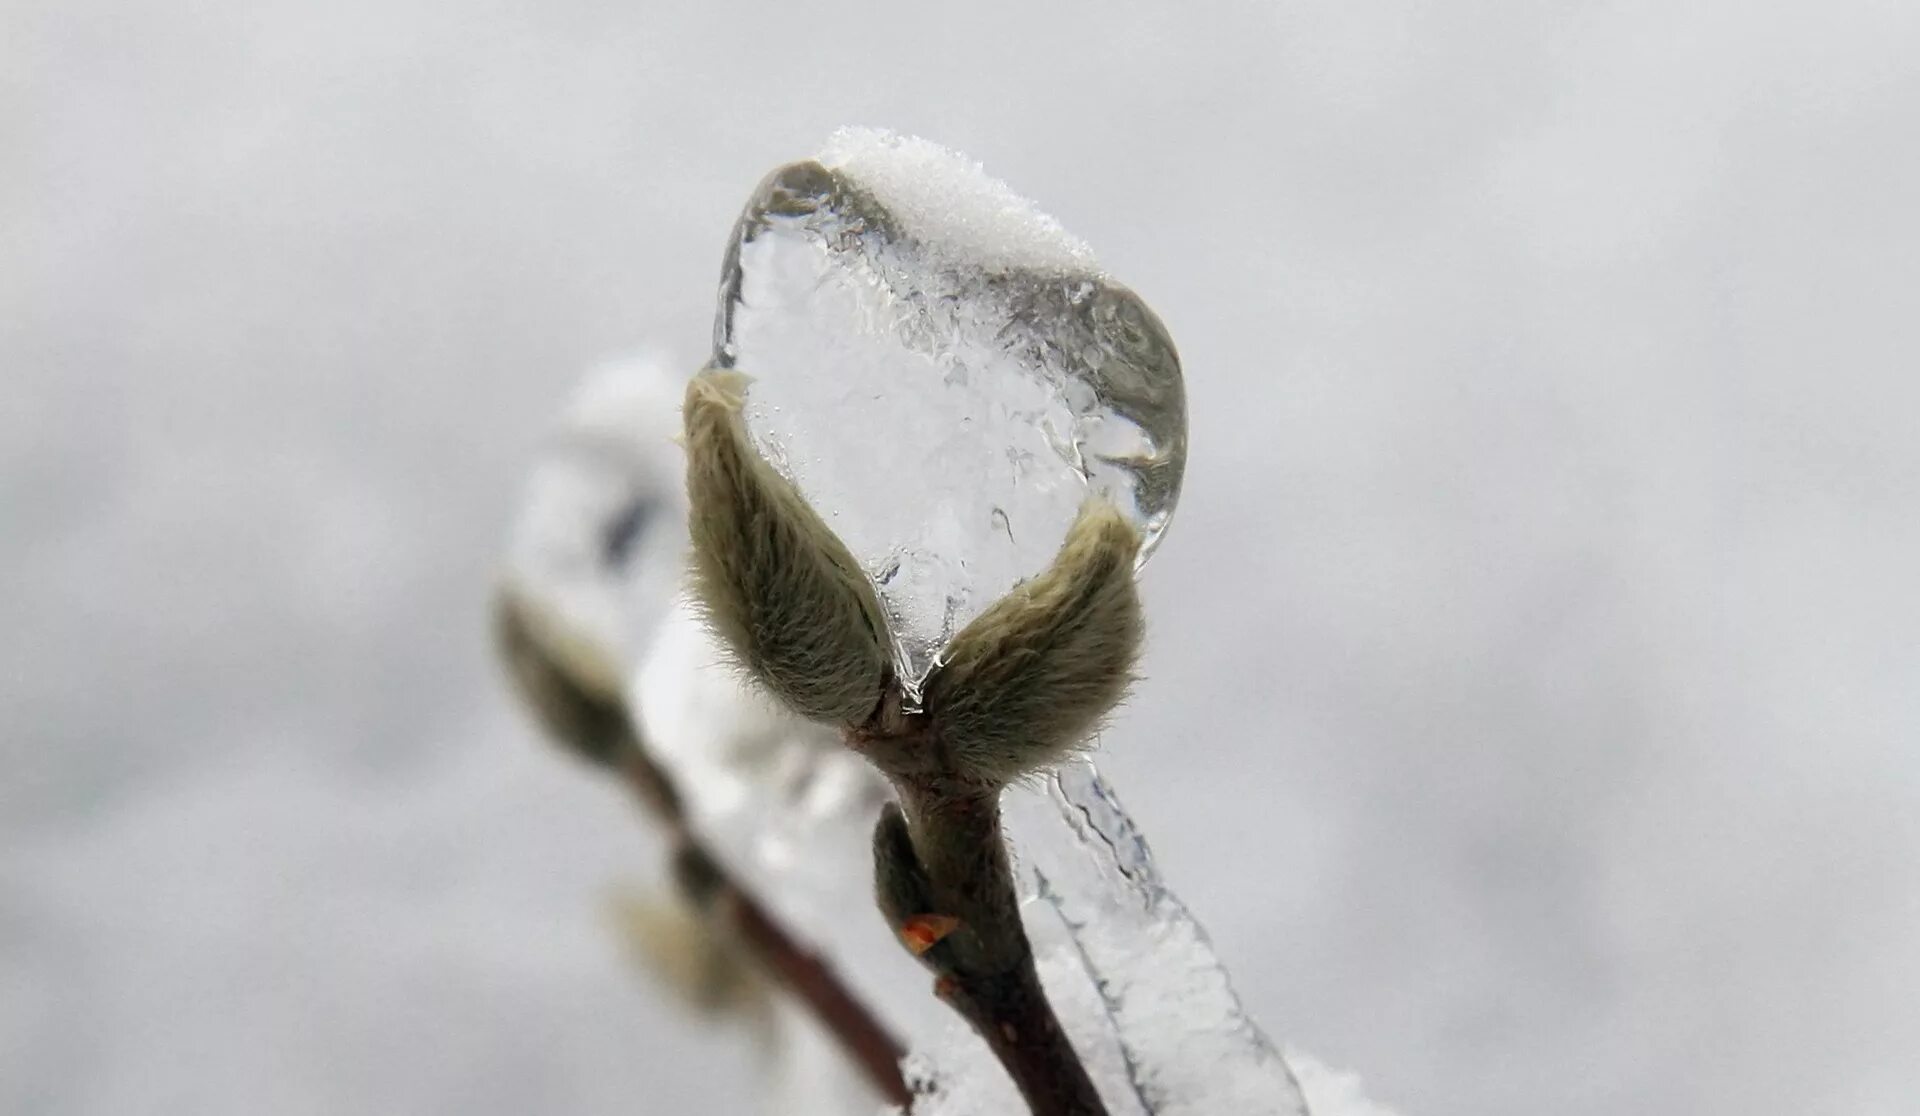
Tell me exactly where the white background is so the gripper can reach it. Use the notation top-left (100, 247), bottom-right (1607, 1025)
top-left (5, 2), bottom-right (1917, 1114)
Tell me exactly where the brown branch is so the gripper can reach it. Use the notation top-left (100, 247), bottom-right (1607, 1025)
top-left (907, 788), bottom-right (1107, 1116)
top-left (652, 773), bottom-right (912, 1107)
top-left (863, 704), bottom-right (1110, 1116)
top-left (494, 592), bottom-right (912, 1107)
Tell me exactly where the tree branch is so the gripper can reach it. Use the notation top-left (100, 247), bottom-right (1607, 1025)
top-left (494, 592), bottom-right (912, 1107)
top-left (864, 710), bottom-right (1110, 1116)
top-left (656, 777), bottom-right (911, 1108)
top-left (910, 788), bottom-right (1107, 1116)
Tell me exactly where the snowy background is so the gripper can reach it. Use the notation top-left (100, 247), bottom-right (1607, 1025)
top-left (6, 2), bottom-right (1918, 1114)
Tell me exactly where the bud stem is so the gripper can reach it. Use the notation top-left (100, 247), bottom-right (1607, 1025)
top-left (893, 778), bottom-right (1110, 1116)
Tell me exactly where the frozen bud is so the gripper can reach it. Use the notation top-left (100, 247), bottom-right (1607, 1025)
top-left (714, 128), bottom-right (1186, 704)
top-left (681, 369), bottom-right (892, 726)
top-left (922, 503), bottom-right (1144, 784)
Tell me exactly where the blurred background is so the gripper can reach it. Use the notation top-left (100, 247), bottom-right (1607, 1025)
top-left (6, 1), bottom-right (1917, 1113)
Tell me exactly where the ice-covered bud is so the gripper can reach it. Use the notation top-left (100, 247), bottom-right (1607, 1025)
top-left (714, 128), bottom-right (1187, 706)
top-left (923, 502), bottom-right (1143, 785)
top-left (682, 368), bottom-right (892, 726)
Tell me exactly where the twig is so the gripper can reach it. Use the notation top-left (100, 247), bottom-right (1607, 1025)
top-left (912, 790), bottom-right (1107, 1116)
top-left (494, 593), bottom-right (912, 1107)
top-left (861, 706), bottom-right (1110, 1116)
top-left (640, 759), bottom-right (912, 1107)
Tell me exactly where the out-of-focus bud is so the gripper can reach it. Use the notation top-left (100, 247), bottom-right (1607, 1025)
top-left (493, 583), bottom-right (635, 768)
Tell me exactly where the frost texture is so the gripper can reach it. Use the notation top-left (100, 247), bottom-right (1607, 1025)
top-left (714, 128), bottom-right (1187, 699)
top-left (816, 128), bottom-right (1098, 274)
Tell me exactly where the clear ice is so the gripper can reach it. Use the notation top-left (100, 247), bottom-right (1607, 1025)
top-left (503, 353), bottom-right (1388, 1116)
top-left (901, 763), bottom-right (1312, 1116)
top-left (712, 128), bottom-right (1188, 697)
top-left (637, 608), bottom-right (1315, 1116)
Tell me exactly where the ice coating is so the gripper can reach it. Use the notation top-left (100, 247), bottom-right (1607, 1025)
top-left (502, 352), bottom-right (960, 1064)
top-left (502, 351), bottom-right (693, 670)
top-left (713, 129), bottom-right (1188, 698)
top-left (1031, 764), bottom-right (1310, 1115)
top-left (502, 356), bottom-right (1389, 1115)
top-left (901, 763), bottom-right (1313, 1116)
top-left (634, 604), bottom-right (960, 1050)
top-left (634, 631), bottom-right (1318, 1116)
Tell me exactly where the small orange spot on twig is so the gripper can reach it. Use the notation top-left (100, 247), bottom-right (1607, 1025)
top-left (898, 913), bottom-right (962, 955)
